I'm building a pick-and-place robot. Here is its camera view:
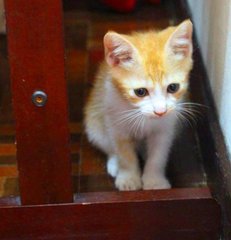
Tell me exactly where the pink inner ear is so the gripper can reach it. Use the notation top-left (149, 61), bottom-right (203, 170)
top-left (108, 52), bottom-right (120, 66)
top-left (105, 42), bottom-right (121, 66)
top-left (107, 45), bottom-right (133, 66)
top-left (104, 33), bottom-right (134, 67)
top-left (168, 21), bottom-right (193, 58)
top-left (172, 40), bottom-right (190, 56)
top-left (170, 34), bottom-right (192, 57)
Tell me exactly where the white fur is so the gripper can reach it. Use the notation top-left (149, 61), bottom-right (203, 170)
top-left (107, 155), bottom-right (119, 177)
top-left (115, 169), bottom-right (142, 191)
top-left (86, 77), bottom-right (178, 190)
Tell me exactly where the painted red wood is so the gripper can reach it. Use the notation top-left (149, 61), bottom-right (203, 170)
top-left (0, 188), bottom-right (221, 239)
top-left (4, 0), bottom-right (73, 205)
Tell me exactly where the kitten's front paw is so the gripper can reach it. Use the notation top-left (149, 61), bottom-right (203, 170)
top-left (142, 175), bottom-right (171, 190)
top-left (115, 170), bottom-right (142, 191)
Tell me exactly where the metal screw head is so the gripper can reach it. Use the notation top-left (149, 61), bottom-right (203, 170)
top-left (32, 91), bottom-right (47, 107)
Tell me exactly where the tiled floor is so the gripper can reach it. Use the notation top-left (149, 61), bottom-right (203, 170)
top-left (0, 0), bottom-right (207, 198)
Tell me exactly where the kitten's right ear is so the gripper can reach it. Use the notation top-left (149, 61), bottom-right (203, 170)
top-left (103, 32), bottom-right (138, 68)
top-left (165, 20), bottom-right (193, 60)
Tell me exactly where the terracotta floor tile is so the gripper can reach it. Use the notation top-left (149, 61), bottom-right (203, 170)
top-left (3, 177), bottom-right (19, 197)
top-left (64, 19), bottom-right (89, 50)
top-left (0, 144), bottom-right (16, 156)
top-left (87, 48), bottom-right (104, 84)
top-left (66, 50), bottom-right (88, 83)
top-left (0, 166), bottom-right (18, 177)
top-left (78, 175), bottom-right (115, 193)
top-left (69, 122), bottom-right (82, 134)
top-left (0, 124), bottom-right (15, 136)
top-left (80, 136), bottom-right (106, 176)
top-left (0, 177), bottom-right (6, 197)
top-left (0, 156), bottom-right (16, 165)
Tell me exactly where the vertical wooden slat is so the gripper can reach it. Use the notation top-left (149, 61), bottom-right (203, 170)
top-left (5, 0), bottom-right (73, 204)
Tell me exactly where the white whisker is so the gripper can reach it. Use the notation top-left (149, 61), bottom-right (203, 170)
top-left (176, 110), bottom-right (194, 128)
top-left (134, 114), bottom-right (143, 137)
top-left (113, 109), bottom-right (141, 126)
top-left (129, 115), bottom-right (140, 135)
top-left (177, 102), bottom-right (209, 109)
top-left (113, 108), bottom-right (146, 138)
top-left (174, 101), bottom-right (206, 128)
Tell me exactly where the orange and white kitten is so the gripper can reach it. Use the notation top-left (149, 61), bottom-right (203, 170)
top-left (84, 20), bottom-right (193, 191)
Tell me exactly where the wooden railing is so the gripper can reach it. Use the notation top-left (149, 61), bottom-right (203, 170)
top-left (5, 0), bottom-right (73, 205)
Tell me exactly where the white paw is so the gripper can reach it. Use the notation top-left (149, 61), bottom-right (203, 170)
top-left (142, 175), bottom-right (171, 190)
top-left (107, 155), bottom-right (119, 177)
top-left (115, 171), bottom-right (142, 191)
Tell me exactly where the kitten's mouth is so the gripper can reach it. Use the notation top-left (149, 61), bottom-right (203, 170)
top-left (143, 109), bottom-right (171, 119)
top-left (146, 110), bottom-right (170, 119)
top-left (154, 110), bottom-right (167, 117)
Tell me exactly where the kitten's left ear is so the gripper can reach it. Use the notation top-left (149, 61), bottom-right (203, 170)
top-left (165, 20), bottom-right (193, 60)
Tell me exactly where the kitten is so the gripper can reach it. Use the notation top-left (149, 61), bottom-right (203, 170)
top-left (84, 20), bottom-right (193, 191)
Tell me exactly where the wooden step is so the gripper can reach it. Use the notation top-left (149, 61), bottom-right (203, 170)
top-left (0, 0), bottom-right (225, 238)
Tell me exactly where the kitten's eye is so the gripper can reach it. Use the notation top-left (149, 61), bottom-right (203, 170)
top-left (167, 83), bottom-right (180, 93)
top-left (134, 88), bottom-right (148, 97)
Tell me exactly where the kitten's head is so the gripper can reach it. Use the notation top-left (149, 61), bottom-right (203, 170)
top-left (103, 20), bottom-right (193, 118)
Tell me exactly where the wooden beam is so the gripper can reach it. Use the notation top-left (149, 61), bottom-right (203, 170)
top-left (0, 188), bottom-right (221, 239)
top-left (5, 0), bottom-right (73, 205)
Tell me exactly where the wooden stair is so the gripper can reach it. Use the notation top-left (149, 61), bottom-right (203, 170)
top-left (0, 0), bottom-right (228, 239)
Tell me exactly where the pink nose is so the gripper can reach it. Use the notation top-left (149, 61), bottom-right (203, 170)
top-left (154, 110), bottom-right (167, 117)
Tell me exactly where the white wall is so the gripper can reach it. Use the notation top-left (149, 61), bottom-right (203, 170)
top-left (188, 0), bottom-right (231, 158)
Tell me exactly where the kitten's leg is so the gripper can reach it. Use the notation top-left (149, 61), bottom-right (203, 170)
top-left (107, 155), bottom-right (118, 177)
top-left (142, 131), bottom-right (174, 190)
top-left (114, 138), bottom-right (142, 191)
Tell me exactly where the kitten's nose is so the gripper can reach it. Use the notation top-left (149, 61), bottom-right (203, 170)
top-left (154, 110), bottom-right (167, 117)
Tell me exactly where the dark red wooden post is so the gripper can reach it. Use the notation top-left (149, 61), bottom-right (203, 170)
top-left (5, 0), bottom-right (73, 205)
